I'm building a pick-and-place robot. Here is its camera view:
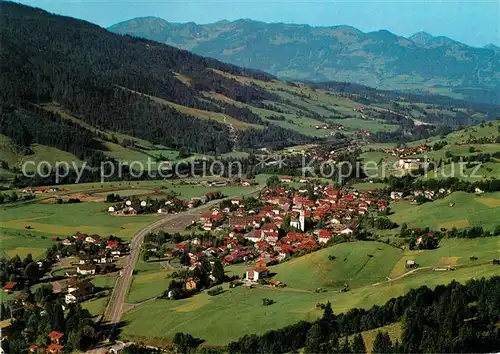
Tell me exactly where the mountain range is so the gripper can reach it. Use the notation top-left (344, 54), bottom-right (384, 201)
top-left (109, 17), bottom-right (500, 104)
top-left (2, 2), bottom-right (499, 180)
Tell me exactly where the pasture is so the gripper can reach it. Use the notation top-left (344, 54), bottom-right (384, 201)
top-left (328, 118), bottom-right (399, 133)
top-left (121, 260), bottom-right (499, 346)
top-left (269, 242), bottom-right (402, 291)
top-left (388, 237), bottom-right (500, 278)
top-left (388, 191), bottom-right (500, 232)
top-left (0, 228), bottom-right (56, 259)
top-left (0, 202), bottom-right (161, 241)
top-left (127, 270), bottom-right (173, 303)
top-left (422, 161), bottom-right (500, 182)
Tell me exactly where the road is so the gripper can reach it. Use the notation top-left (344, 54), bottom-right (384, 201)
top-left (104, 187), bottom-right (261, 324)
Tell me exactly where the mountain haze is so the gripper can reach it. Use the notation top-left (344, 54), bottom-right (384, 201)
top-left (109, 17), bottom-right (500, 104)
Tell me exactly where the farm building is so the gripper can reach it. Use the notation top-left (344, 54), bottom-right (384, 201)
top-left (246, 267), bottom-right (269, 282)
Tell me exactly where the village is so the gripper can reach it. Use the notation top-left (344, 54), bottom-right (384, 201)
top-left (141, 176), bottom-right (391, 292)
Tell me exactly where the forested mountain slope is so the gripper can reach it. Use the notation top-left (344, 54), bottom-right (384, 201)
top-left (0, 2), bottom-right (317, 165)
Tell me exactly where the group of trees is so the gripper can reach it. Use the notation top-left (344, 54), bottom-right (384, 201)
top-left (0, 191), bottom-right (35, 204)
top-left (400, 223), bottom-right (500, 242)
top-left (380, 176), bottom-right (500, 197)
top-left (161, 258), bottom-right (226, 300)
top-left (1, 105), bottom-right (107, 167)
top-left (228, 276), bottom-right (500, 353)
top-left (0, 254), bottom-right (51, 289)
top-left (4, 288), bottom-right (99, 353)
top-left (372, 216), bottom-right (398, 230)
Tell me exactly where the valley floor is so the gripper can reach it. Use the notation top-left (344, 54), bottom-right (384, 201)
top-left (120, 238), bottom-right (499, 346)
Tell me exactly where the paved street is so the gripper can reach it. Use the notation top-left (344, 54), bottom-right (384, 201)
top-left (103, 188), bottom-right (260, 324)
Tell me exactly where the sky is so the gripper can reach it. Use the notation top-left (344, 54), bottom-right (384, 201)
top-left (15, 0), bottom-right (500, 47)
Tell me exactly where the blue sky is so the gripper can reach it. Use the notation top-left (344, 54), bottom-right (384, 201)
top-left (15, 0), bottom-right (500, 47)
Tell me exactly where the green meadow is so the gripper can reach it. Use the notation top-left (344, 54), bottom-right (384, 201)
top-left (387, 191), bottom-right (500, 232)
top-left (270, 242), bottom-right (402, 291)
top-left (1, 202), bottom-right (161, 241)
top-left (127, 270), bottom-right (173, 303)
top-left (121, 238), bottom-right (500, 346)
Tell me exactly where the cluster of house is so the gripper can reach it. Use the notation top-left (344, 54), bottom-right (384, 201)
top-left (29, 331), bottom-right (66, 353)
top-left (108, 199), bottom-right (149, 215)
top-left (390, 188), bottom-right (452, 201)
top-left (354, 129), bottom-right (372, 137)
top-left (314, 123), bottom-right (345, 131)
top-left (397, 157), bottom-right (430, 170)
top-left (59, 233), bottom-right (125, 275)
top-left (21, 186), bottom-right (61, 194)
top-left (107, 188), bottom-right (234, 216)
top-left (26, 332), bottom-right (130, 354)
top-left (166, 184), bottom-right (389, 274)
top-left (384, 145), bottom-right (430, 158)
top-left (203, 179), bottom-right (256, 188)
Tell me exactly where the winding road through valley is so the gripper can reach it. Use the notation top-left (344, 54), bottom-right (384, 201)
top-left (104, 188), bottom-right (261, 324)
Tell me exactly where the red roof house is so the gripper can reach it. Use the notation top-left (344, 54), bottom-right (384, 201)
top-left (3, 281), bottom-right (17, 293)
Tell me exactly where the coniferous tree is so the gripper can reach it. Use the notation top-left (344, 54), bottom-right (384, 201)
top-left (351, 334), bottom-right (366, 354)
top-left (211, 260), bottom-right (225, 285)
top-left (305, 324), bottom-right (324, 354)
top-left (372, 332), bottom-right (393, 354)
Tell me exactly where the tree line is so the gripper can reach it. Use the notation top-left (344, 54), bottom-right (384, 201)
top-left (227, 276), bottom-right (500, 353)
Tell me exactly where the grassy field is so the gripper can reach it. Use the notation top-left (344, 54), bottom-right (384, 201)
top-left (81, 275), bottom-right (117, 317)
top-left (121, 260), bottom-right (499, 346)
top-left (2, 178), bottom-right (258, 256)
top-left (269, 242), bottom-right (402, 291)
top-left (1, 202), bottom-right (161, 241)
top-left (328, 118), bottom-right (399, 133)
top-left (422, 161), bottom-right (500, 181)
top-left (127, 270), bottom-right (173, 303)
top-left (0, 228), bottom-right (55, 259)
top-left (388, 237), bottom-right (500, 277)
top-left (207, 70), bottom-right (403, 137)
top-left (387, 191), bottom-right (500, 232)
top-left (121, 237), bottom-right (500, 346)
top-left (353, 322), bottom-right (402, 354)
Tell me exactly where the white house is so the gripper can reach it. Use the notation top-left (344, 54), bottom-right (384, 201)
top-left (245, 267), bottom-right (269, 282)
top-left (76, 265), bottom-right (96, 275)
top-left (330, 217), bottom-right (341, 225)
top-left (390, 191), bottom-right (403, 200)
top-left (65, 279), bottom-right (95, 304)
top-left (340, 228), bottom-right (354, 236)
top-left (85, 236), bottom-right (99, 244)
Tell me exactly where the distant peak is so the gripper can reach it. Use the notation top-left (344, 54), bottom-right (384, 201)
top-left (411, 31), bottom-right (434, 39)
top-left (409, 31), bottom-right (435, 45)
top-left (484, 43), bottom-right (499, 50)
top-left (410, 31), bottom-right (461, 48)
top-left (109, 16), bottom-right (169, 29)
